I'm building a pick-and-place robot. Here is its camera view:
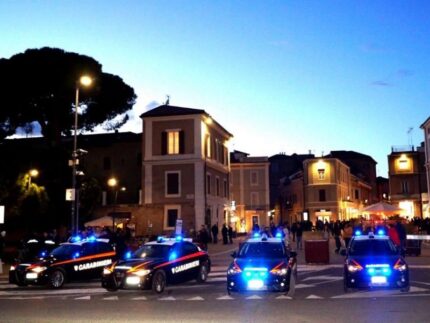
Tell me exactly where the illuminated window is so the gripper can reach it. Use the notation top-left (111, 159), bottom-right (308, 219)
top-left (318, 169), bottom-right (325, 180)
top-left (397, 154), bottom-right (410, 171)
top-left (205, 135), bottom-right (211, 158)
top-left (162, 130), bottom-right (184, 155)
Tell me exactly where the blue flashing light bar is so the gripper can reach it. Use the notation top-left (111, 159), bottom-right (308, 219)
top-left (40, 251), bottom-right (46, 257)
top-left (377, 229), bottom-right (385, 236)
top-left (175, 235), bottom-right (183, 242)
top-left (275, 232), bottom-right (283, 239)
top-left (354, 230), bottom-right (362, 236)
top-left (71, 235), bottom-right (82, 242)
top-left (253, 232), bottom-right (261, 238)
top-left (157, 236), bottom-right (165, 243)
top-left (87, 236), bottom-right (97, 242)
top-left (125, 251), bottom-right (132, 259)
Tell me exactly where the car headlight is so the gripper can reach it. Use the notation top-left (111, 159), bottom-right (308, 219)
top-left (347, 260), bottom-right (363, 272)
top-left (271, 268), bottom-right (288, 276)
top-left (103, 268), bottom-right (112, 275)
top-left (10, 265), bottom-right (16, 271)
top-left (31, 266), bottom-right (47, 273)
top-left (134, 269), bottom-right (151, 277)
top-left (227, 261), bottom-right (242, 275)
top-left (394, 259), bottom-right (407, 272)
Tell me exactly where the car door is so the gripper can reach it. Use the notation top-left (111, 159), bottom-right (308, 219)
top-left (178, 242), bottom-right (201, 282)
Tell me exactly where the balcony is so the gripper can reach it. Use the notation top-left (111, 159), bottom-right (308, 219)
top-left (391, 145), bottom-right (415, 153)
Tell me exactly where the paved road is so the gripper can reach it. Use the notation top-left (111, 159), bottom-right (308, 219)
top-left (0, 238), bottom-right (429, 322)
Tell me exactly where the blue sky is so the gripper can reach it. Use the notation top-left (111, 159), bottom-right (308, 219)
top-left (1, 0), bottom-right (429, 176)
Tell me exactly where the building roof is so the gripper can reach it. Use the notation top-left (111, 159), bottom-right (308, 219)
top-left (140, 105), bottom-right (206, 118)
top-left (324, 150), bottom-right (377, 164)
top-left (140, 104), bottom-right (233, 137)
top-left (420, 116), bottom-right (430, 128)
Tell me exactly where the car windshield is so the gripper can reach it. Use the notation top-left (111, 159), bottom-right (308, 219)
top-left (238, 242), bottom-right (285, 258)
top-left (50, 244), bottom-right (82, 258)
top-left (349, 239), bottom-right (398, 256)
top-left (133, 244), bottom-right (171, 259)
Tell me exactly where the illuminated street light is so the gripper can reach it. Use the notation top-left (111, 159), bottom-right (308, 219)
top-left (108, 177), bottom-right (119, 231)
top-left (27, 169), bottom-right (39, 189)
top-left (71, 75), bottom-right (93, 235)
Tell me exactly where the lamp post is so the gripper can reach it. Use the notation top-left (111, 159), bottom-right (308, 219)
top-left (71, 75), bottom-right (92, 236)
top-left (107, 177), bottom-right (118, 232)
top-left (27, 169), bottom-right (39, 189)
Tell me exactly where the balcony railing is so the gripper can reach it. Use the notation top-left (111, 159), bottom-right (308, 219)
top-left (391, 145), bottom-right (415, 153)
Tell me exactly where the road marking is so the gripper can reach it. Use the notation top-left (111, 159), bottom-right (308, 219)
top-left (302, 275), bottom-right (343, 282)
top-left (216, 295), bottom-right (234, 300)
top-left (295, 284), bottom-right (316, 289)
top-left (306, 294), bottom-right (323, 299)
top-left (411, 280), bottom-right (430, 286)
top-left (75, 296), bottom-right (91, 300)
top-left (0, 288), bottom-right (107, 296)
top-left (186, 296), bottom-right (204, 301)
top-left (210, 248), bottom-right (237, 256)
top-left (103, 296), bottom-right (118, 300)
top-left (207, 277), bottom-right (226, 282)
top-left (159, 296), bottom-right (176, 301)
top-left (275, 295), bottom-right (292, 300)
top-left (246, 295), bottom-right (263, 300)
top-left (208, 272), bottom-right (226, 277)
top-left (131, 296), bottom-right (147, 300)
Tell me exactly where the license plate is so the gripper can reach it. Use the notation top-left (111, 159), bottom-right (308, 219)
top-left (247, 279), bottom-right (265, 290)
top-left (26, 273), bottom-right (38, 279)
top-left (371, 276), bottom-right (387, 284)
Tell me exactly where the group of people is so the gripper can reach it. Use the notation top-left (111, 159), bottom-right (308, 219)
top-left (197, 223), bottom-right (234, 250)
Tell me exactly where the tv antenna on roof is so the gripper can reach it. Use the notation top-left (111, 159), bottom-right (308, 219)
top-left (407, 127), bottom-right (413, 146)
top-left (165, 95), bottom-right (170, 105)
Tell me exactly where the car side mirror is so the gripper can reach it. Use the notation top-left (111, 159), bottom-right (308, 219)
top-left (289, 251), bottom-right (297, 258)
top-left (231, 251), bottom-right (237, 258)
top-left (340, 249), bottom-right (347, 256)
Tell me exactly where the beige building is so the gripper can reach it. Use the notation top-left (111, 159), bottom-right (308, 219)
top-left (139, 105), bottom-right (232, 236)
top-left (421, 117), bottom-right (430, 218)
top-left (230, 151), bottom-right (271, 233)
top-left (388, 144), bottom-right (427, 218)
top-left (302, 158), bottom-right (372, 223)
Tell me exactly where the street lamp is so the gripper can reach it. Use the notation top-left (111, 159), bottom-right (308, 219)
top-left (27, 169), bottom-right (39, 189)
top-left (108, 177), bottom-right (118, 231)
top-left (71, 75), bottom-right (93, 235)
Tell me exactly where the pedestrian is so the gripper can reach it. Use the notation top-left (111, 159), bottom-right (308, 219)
top-left (211, 224), bottom-right (219, 244)
top-left (282, 224), bottom-right (290, 246)
top-left (228, 225), bottom-right (234, 244)
top-left (388, 223), bottom-right (401, 247)
top-left (396, 220), bottom-right (407, 256)
top-left (291, 222), bottom-right (297, 242)
top-left (222, 223), bottom-right (228, 245)
top-left (199, 225), bottom-right (210, 251)
top-left (333, 221), bottom-right (342, 253)
top-left (296, 223), bottom-right (303, 250)
top-left (343, 222), bottom-right (353, 249)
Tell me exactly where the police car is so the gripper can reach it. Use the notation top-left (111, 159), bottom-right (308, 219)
top-left (9, 236), bottom-right (116, 288)
top-left (102, 236), bottom-right (211, 293)
top-left (227, 232), bottom-right (297, 294)
top-left (18, 238), bottom-right (58, 263)
top-left (342, 230), bottom-right (410, 292)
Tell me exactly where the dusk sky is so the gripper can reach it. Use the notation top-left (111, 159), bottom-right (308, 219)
top-left (1, 1), bottom-right (429, 176)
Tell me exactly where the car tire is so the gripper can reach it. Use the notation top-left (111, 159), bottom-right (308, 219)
top-left (49, 269), bottom-right (66, 289)
top-left (152, 270), bottom-right (166, 294)
top-left (401, 285), bottom-right (410, 293)
top-left (196, 264), bottom-right (208, 283)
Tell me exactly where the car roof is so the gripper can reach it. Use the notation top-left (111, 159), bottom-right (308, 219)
top-left (145, 237), bottom-right (194, 247)
top-left (246, 238), bottom-right (284, 243)
top-left (352, 234), bottom-right (389, 241)
top-left (62, 238), bottom-right (111, 246)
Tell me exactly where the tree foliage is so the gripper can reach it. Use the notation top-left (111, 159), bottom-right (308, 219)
top-left (0, 47), bottom-right (136, 143)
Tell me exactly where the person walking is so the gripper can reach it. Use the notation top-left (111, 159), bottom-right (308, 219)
top-left (333, 221), bottom-right (342, 253)
top-left (396, 220), bottom-right (407, 256)
top-left (222, 223), bottom-right (228, 245)
top-left (296, 223), bottom-right (303, 250)
top-left (228, 225), bottom-right (234, 244)
top-left (291, 222), bottom-right (297, 242)
top-left (343, 222), bottom-right (353, 249)
top-left (199, 225), bottom-right (210, 251)
top-left (211, 224), bottom-right (219, 244)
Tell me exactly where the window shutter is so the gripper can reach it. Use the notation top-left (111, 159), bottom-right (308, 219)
top-left (179, 130), bottom-right (185, 154)
top-left (161, 131), bottom-right (167, 155)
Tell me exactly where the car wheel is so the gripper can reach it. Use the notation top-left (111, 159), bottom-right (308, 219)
top-left (196, 264), bottom-right (208, 283)
top-left (49, 269), bottom-right (66, 289)
top-left (401, 285), bottom-right (410, 293)
top-left (152, 270), bottom-right (166, 294)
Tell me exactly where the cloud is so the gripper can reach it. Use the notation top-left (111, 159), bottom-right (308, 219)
top-left (397, 69), bottom-right (414, 78)
top-left (145, 100), bottom-right (160, 110)
top-left (360, 42), bottom-right (387, 53)
top-left (371, 80), bottom-right (392, 87)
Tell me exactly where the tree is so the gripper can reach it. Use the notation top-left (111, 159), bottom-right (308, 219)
top-left (0, 47), bottom-right (137, 143)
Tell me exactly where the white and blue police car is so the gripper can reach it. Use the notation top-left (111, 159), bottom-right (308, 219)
top-left (227, 232), bottom-right (297, 294)
top-left (102, 235), bottom-right (211, 293)
top-left (342, 229), bottom-right (410, 292)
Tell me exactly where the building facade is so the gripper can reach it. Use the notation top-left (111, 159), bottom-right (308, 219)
top-left (140, 105), bottom-right (232, 236)
top-left (230, 151), bottom-right (270, 233)
top-left (388, 144), bottom-right (428, 218)
top-left (421, 117), bottom-right (430, 218)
